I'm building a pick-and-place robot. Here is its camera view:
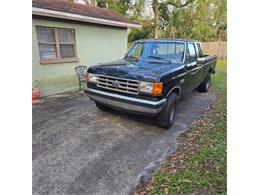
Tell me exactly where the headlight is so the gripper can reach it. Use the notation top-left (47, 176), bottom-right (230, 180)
top-left (139, 81), bottom-right (163, 95)
top-left (139, 81), bottom-right (153, 94)
top-left (86, 73), bottom-right (98, 83)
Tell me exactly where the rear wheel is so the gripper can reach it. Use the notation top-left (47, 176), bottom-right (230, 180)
top-left (95, 101), bottom-right (112, 111)
top-left (155, 93), bottom-right (178, 129)
top-left (198, 74), bottom-right (211, 92)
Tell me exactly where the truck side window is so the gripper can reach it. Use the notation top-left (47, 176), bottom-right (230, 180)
top-left (187, 43), bottom-right (197, 62)
top-left (196, 43), bottom-right (203, 57)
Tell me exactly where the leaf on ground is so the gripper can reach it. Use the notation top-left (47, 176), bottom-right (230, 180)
top-left (180, 179), bottom-right (192, 183)
top-left (164, 188), bottom-right (169, 194)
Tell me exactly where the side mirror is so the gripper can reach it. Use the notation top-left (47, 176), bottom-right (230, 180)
top-left (197, 57), bottom-right (205, 64)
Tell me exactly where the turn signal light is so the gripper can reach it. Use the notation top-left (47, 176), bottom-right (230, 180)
top-left (153, 82), bottom-right (163, 95)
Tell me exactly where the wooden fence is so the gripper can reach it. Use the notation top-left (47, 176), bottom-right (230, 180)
top-left (202, 41), bottom-right (227, 60)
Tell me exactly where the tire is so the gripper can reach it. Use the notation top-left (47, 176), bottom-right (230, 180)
top-left (155, 93), bottom-right (178, 129)
top-left (95, 101), bottom-right (112, 111)
top-left (198, 74), bottom-right (211, 92)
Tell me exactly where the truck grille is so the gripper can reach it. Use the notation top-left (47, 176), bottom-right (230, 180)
top-left (97, 75), bottom-right (139, 95)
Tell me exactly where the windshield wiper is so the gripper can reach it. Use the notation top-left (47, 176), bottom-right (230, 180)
top-left (125, 55), bottom-right (139, 60)
top-left (147, 55), bottom-right (171, 63)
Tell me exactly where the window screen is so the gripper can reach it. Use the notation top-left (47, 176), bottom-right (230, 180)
top-left (36, 27), bottom-right (77, 62)
top-left (36, 28), bottom-right (57, 59)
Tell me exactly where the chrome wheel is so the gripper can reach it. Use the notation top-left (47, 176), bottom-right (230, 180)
top-left (169, 103), bottom-right (175, 122)
top-left (206, 77), bottom-right (211, 90)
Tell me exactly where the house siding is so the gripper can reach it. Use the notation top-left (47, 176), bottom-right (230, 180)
top-left (32, 18), bottom-right (127, 96)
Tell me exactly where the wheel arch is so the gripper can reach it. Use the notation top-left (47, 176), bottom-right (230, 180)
top-left (209, 67), bottom-right (214, 74)
top-left (166, 86), bottom-right (181, 99)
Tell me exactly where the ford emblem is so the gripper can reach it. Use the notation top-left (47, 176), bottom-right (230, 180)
top-left (112, 81), bottom-right (118, 87)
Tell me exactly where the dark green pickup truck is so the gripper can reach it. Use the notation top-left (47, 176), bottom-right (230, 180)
top-left (85, 39), bottom-right (217, 128)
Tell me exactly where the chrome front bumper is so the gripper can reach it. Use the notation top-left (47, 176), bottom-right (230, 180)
top-left (84, 88), bottom-right (166, 116)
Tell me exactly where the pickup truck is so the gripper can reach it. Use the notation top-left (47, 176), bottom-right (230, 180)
top-left (84, 39), bottom-right (217, 128)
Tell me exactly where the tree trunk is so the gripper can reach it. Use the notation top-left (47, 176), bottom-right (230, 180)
top-left (82, 0), bottom-right (96, 6)
top-left (90, 0), bottom-right (96, 6)
top-left (152, 0), bottom-right (159, 38)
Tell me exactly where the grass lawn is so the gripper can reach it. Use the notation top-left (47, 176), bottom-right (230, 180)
top-left (135, 60), bottom-right (227, 194)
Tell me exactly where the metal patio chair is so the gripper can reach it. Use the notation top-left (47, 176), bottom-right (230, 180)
top-left (75, 65), bottom-right (88, 90)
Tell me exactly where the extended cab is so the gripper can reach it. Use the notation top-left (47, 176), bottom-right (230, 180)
top-left (84, 39), bottom-right (217, 128)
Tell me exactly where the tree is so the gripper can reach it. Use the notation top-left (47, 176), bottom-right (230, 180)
top-left (152, 0), bottom-right (159, 38)
top-left (129, 0), bottom-right (146, 20)
top-left (82, 0), bottom-right (96, 5)
top-left (68, 0), bottom-right (96, 5)
top-left (156, 0), bottom-right (226, 41)
top-left (151, 0), bottom-right (194, 38)
top-left (96, 0), bottom-right (131, 16)
top-left (128, 20), bottom-right (154, 43)
top-left (213, 0), bottom-right (227, 40)
top-left (94, 0), bottom-right (227, 41)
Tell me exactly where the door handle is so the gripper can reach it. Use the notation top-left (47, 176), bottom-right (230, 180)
top-left (187, 62), bottom-right (196, 67)
top-left (190, 66), bottom-right (201, 74)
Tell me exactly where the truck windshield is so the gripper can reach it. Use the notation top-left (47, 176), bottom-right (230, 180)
top-left (126, 42), bottom-right (185, 63)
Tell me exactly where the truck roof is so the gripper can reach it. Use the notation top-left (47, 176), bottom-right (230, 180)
top-left (136, 38), bottom-right (200, 43)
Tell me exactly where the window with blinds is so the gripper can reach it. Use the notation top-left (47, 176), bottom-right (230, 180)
top-left (36, 26), bottom-right (78, 64)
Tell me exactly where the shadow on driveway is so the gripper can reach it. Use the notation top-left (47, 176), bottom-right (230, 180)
top-left (32, 91), bottom-right (215, 195)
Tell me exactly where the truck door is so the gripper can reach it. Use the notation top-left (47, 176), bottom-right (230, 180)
top-left (185, 43), bottom-right (202, 92)
top-left (194, 43), bottom-right (205, 84)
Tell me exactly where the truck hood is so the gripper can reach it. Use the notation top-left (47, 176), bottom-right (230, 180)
top-left (88, 59), bottom-right (183, 82)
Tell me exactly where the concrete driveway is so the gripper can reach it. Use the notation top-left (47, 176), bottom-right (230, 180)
top-left (32, 91), bottom-right (215, 195)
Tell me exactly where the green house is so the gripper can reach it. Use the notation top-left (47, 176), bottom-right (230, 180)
top-left (32, 0), bottom-right (140, 97)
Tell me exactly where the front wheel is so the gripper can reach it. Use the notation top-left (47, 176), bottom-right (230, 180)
top-left (155, 93), bottom-right (178, 129)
